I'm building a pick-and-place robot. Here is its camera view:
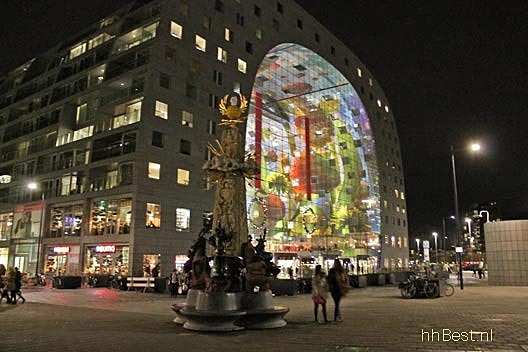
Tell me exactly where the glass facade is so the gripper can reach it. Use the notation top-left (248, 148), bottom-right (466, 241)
top-left (246, 44), bottom-right (380, 262)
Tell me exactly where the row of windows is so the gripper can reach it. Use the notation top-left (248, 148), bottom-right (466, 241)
top-left (147, 162), bottom-right (190, 186)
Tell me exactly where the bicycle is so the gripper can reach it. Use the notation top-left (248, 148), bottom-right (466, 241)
top-left (444, 282), bottom-right (455, 297)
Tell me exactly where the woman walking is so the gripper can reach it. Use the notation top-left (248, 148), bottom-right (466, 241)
top-left (328, 259), bottom-right (349, 322)
top-left (311, 264), bottom-right (330, 323)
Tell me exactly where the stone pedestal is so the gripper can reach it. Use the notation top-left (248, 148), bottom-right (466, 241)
top-left (240, 290), bottom-right (289, 329)
top-left (180, 292), bottom-right (245, 332)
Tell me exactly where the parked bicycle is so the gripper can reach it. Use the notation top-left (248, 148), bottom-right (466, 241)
top-left (399, 273), bottom-right (439, 299)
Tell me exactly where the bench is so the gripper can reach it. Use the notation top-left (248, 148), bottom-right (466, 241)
top-left (127, 277), bottom-right (155, 292)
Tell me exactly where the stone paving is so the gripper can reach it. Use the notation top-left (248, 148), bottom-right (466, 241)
top-left (1, 273), bottom-right (527, 352)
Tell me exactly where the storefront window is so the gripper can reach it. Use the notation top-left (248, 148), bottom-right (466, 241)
top-left (85, 245), bottom-right (129, 275)
top-left (50, 204), bottom-right (83, 238)
top-left (143, 254), bottom-right (160, 276)
top-left (0, 212), bottom-right (13, 240)
top-left (146, 203), bottom-right (161, 228)
top-left (90, 198), bottom-right (132, 235)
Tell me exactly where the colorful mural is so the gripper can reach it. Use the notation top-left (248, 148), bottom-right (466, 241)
top-left (246, 44), bottom-right (380, 259)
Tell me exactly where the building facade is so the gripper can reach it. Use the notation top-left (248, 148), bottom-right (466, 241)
top-left (0, 0), bottom-right (408, 278)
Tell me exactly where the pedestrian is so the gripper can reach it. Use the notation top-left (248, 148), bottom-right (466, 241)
top-left (169, 269), bottom-right (180, 296)
top-left (0, 263), bottom-right (6, 276)
top-left (6, 267), bottom-right (17, 304)
top-left (311, 264), bottom-right (330, 323)
top-left (328, 259), bottom-right (349, 322)
top-left (152, 264), bottom-right (160, 278)
top-left (14, 267), bottom-right (25, 304)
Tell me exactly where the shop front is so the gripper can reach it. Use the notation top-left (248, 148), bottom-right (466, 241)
top-left (44, 245), bottom-right (81, 276)
top-left (85, 244), bottom-right (129, 276)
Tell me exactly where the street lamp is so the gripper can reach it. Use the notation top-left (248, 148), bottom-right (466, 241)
top-left (450, 142), bottom-right (481, 290)
top-left (442, 215), bottom-right (455, 262)
top-left (27, 182), bottom-right (45, 277)
top-left (432, 232), bottom-right (438, 263)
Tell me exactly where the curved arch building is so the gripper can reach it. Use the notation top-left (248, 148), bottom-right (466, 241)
top-left (0, 0), bottom-right (408, 278)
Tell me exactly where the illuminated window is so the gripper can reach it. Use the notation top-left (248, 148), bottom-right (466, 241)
top-left (177, 169), bottom-right (190, 185)
top-left (394, 189), bottom-right (399, 198)
top-left (401, 192), bottom-right (405, 200)
top-left (202, 16), bottom-right (212, 30)
top-left (73, 125), bottom-right (94, 142)
top-left (170, 21), bottom-right (183, 39)
top-left (391, 236), bottom-right (396, 247)
top-left (195, 35), bottom-right (207, 52)
top-left (377, 99), bottom-right (382, 107)
top-left (146, 203), bottom-right (161, 228)
top-left (233, 82), bottom-right (240, 93)
top-left (357, 68), bottom-right (362, 77)
top-left (256, 28), bottom-right (262, 40)
top-left (70, 42), bottom-right (86, 59)
top-left (182, 111), bottom-right (193, 127)
top-left (224, 27), bottom-right (234, 42)
top-left (175, 208), bottom-right (190, 231)
top-left (217, 47), bottom-right (228, 63)
top-left (155, 101), bottom-right (168, 119)
top-left (76, 103), bottom-right (88, 123)
top-left (148, 162), bottom-right (160, 179)
top-left (237, 59), bottom-right (247, 73)
top-left (368, 78), bottom-right (373, 86)
top-left (385, 105), bottom-right (390, 113)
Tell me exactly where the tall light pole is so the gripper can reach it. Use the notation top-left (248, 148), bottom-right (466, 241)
top-left (442, 215), bottom-right (455, 262)
top-left (450, 142), bottom-right (481, 290)
top-left (28, 182), bottom-right (45, 277)
top-left (432, 232), bottom-right (438, 263)
top-left (415, 238), bottom-right (421, 264)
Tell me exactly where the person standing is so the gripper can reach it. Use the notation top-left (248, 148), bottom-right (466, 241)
top-left (169, 269), bottom-right (180, 296)
top-left (328, 259), bottom-right (348, 322)
top-left (311, 264), bottom-right (330, 323)
top-left (6, 267), bottom-right (17, 304)
top-left (14, 267), bottom-right (25, 303)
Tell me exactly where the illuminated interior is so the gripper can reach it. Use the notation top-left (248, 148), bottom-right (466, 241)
top-left (246, 43), bottom-right (380, 264)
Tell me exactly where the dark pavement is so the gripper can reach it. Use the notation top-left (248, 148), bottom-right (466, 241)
top-left (2, 273), bottom-right (527, 352)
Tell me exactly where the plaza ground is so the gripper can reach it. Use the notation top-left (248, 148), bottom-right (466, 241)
top-left (1, 273), bottom-right (527, 352)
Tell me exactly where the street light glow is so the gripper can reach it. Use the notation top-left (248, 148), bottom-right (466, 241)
top-left (470, 143), bottom-right (481, 152)
top-left (27, 182), bottom-right (37, 190)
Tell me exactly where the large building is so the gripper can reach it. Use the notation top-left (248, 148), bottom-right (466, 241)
top-left (0, 0), bottom-right (408, 278)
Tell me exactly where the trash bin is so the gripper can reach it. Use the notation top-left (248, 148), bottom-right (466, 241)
top-left (154, 278), bottom-right (167, 293)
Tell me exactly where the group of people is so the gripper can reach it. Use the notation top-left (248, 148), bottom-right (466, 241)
top-left (168, 269), bottom-right (187, 296)
top-left (0, 264), bottom-right (25, 305)
top-left (311, 259), bottom-right (350, 323)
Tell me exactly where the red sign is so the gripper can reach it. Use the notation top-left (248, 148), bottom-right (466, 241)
top-left (95, 245), bottom-right (116, 253)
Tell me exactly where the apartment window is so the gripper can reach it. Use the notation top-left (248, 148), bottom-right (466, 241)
top-left (401, 192), bottom-right (405, 200)
top-left (217, 47), bottom-right (228, 63)
top-left (224, 28), bottom-right (234, 42)
top-left (331, 46), bottom-right (335, 55)
top-left (208, 94), bottom-right (219, 108)
top-left (297, 19), bottom-right (303, 29)
top-left (357, 68), bottom-right (362, 77)
top-left (146, 203), bottom-right (161, 228)
top-left (185, 83), bottom-right (197, 100)
top-left (214, 0), bottom-right (224, 12)
top-left (233, 82), bottom-right (240, 93)
top-left (213, 70), bottom-right (223, 85)
top-left (377, 99), bottom-right (382, 107)
top-left (208, 120), bottom-right (216, 135)
top-left (369, 78), bottom-right (373, 86)
top-left (256, 28), bottom-right (263, 40)
top-left (76, 103), bottom-right (88, 123)
top-left (315, 33), bottom-right (320, 43)
top-left (254, 5), bottom-right (261, 17)
top-left (237, 59), bottom-right (247, 73)
top-left (159, 73), bottom-right (170, 89)
top-left (195, 35), bottom-right (207, 52)
top-left (182, 111), bottom-right (193, 127)
top-left (245, 41), bottom-right (253, 54)
top-left (180, 139), bottom-right (191, 155)
top-left (170, 21), bottom-right (183, 39)
top-left (179, 3), bottom-right (188, 16)
top-left (70, 42), bottom-right (86, 59)
top-left (344, 58), bottom-right (349, 66)
top-left (385, 105), bottom-right (390, 113)
top-left (277, 3), bottom-right (283, 13)
top-left (148, 162), bottom-right (160, 179)
top-left (152, 131), bottom-right (163, 148)
top-left (165, 46), bottom-right (176, 61)
top-left (177, 169), bottom-right (190, 185)
top-left (203, 16), bottom-right (212, 30)
top-left (175, 208), bottom-right (190, 231)
top-left (236, 13), bottom-right (245, 26)
top-left (155, 101), bottom-right (168, 119)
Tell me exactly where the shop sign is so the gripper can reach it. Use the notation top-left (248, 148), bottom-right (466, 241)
top-left (96, 245), bottom-right (116, 253)
top-left (53, 246), bottom-right (70, 254)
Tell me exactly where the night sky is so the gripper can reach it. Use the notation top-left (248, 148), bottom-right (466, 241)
top-left (1, 1), bottom-right (527, 238)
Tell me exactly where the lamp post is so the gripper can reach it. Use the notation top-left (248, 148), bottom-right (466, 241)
top-left (432, 232), bottom-right (438, 263)
top-left (28, 182), bottom-right (45, 277)
top-left (450, 142), bottom-right (481, 290)
top-left (442, 215), bottom-right (455, 262)
top-left (415, 238), bottom-right (420, 264)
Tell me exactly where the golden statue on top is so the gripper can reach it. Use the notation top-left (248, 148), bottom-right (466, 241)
top-left (219, 93), bottom-right (248, 125)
